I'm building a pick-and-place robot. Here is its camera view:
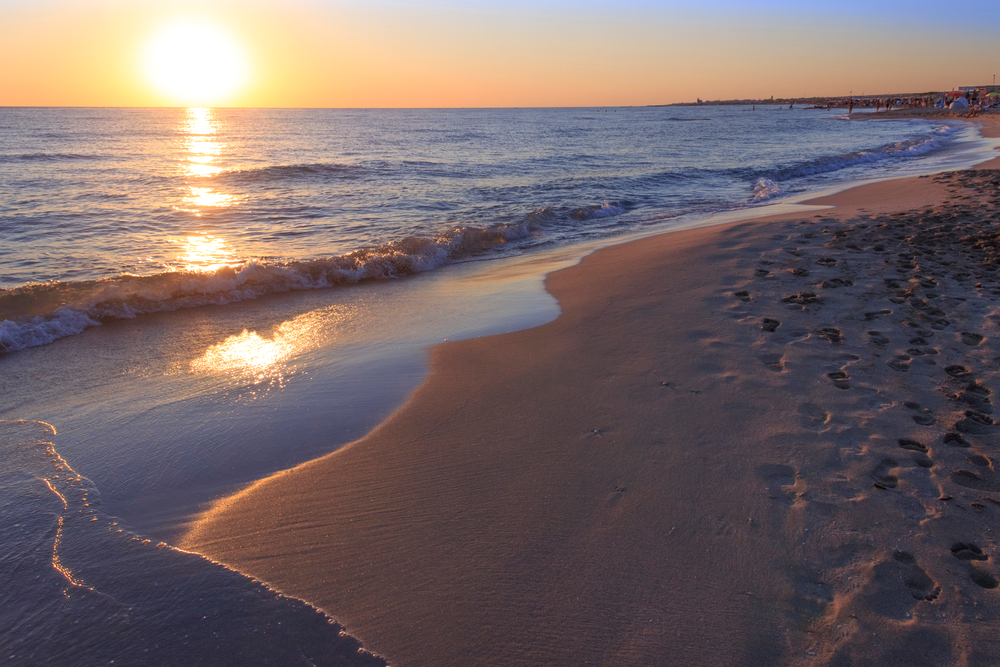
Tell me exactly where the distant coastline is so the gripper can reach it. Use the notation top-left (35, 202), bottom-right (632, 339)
top-left (656, 89), bottom-right (999, 109)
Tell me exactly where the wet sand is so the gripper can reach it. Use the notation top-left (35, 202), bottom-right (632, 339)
top-left (184, 122), bottom-right (1000, 666)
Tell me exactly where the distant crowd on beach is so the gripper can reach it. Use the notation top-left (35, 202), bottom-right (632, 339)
top-left (829, 89), bottom-right (999, 117)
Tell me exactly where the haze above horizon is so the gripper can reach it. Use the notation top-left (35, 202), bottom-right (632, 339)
top-left (2, 0), bottom-right (998, 108)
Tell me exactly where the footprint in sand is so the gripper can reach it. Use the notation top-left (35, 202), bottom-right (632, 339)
top-left (872, 458), bottom-right (899, 489)
top-left (865, 309), bottom-right (893, 321)
top-left (970, 568), bottom-right (999, 589)
top-left (944, 432), bottom-right (970, 448)
top-left (798, 403), bottom-right (831, 430)
top-left (946, 365), bottom-right (971, 378)
top-left (761, 318), bottom-right (781, 332)
top-left (815, 257), bottom-right (838, 267)
top-left (899, 439), bottom-right (935, 467)
top-left (957, 381), bottom-right (992, 411)
top-left (891, 551), bottom-right (941, 602)
top-left (758, 353), bottom-right (785, 372)
top-left (817, 328), bottom-right (843, 344)
top-left (734, 290), bottom-right (751, 302)
top-left (755, 269), bottom-right (770, 277)
top-left (821, 278), bottom-right (853, 289)
top-left (950, 469), bottom-right (1000, 492)
top-left (955, 410), bottom-right (995, 435)
top-left (868, 331), bottom-right (890, 346)
top-left (951, 542), bottom-right (989, 561)
top-left (788, 268), bottom-right (810, 277)
top-left (783, 292), bottom-right (821, 306)
top-left (757, 464), bottom-right (797, 504)
top-left (904, 402), bottom-right (936, 426)
top-left (968, 453), bottom-right (992, 468)
top-left (898, 438), bottom-right (928, 453)
top-left (856, 552), bottom-right (941, 619)
top-left (961, 332), bottom-right (985, 346)
top-left (827, 370), bottom-right (851, 390)
top-left (888, 355), bottom-right (912, 372)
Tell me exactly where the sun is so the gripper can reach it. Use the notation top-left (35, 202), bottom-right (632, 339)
top-left (144, 20), bottom-right (250, 106)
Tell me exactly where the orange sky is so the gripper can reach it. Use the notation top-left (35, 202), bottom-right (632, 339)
top-left (2, 0), bottom-right (998, 108)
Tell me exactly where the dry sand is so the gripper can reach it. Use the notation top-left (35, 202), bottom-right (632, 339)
top-left (184, 122), bottom-right (1000, 666)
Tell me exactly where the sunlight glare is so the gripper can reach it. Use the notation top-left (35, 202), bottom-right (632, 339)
top-left (190, 308), bottom-right (350, 386)
top-left (144, 21), bottom-right (250, 106)
top-left (173, 234), bottom-right (240, 272)
top-left (176, 108), bottom-right (234, 207)
top-left (186, 187), bottom-right (236, 208)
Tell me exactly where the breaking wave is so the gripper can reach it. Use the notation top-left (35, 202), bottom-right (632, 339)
top-left (0, 220), bottom-right (538, 353)
top-left (745, 125), bottom-right (959, 203)
top-left (569, 201), bottom-right (627, 221)
top-left (751, 177), bottom-right (783, 203)
top-left (766, 128), bottom-right (956, 182)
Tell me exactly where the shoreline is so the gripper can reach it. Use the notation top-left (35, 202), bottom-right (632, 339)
top-left (183, 118), bottom-right (1000, 665)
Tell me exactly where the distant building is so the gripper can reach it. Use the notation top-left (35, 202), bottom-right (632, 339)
top-left (959, 86), bottom-right (1000, 93)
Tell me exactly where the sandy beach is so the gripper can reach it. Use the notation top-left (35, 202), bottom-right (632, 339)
top-left (183, 117), bottom-right (1000, 666)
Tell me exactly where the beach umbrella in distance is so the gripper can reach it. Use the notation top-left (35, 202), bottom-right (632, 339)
top-left (945, 91), bottom-right (965, 97)
top-left (988, 91), bottom-right (999, 97)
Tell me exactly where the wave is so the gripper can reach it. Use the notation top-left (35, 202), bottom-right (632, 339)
top-left (0, 219), bottom-right (540, 353)
top-left (213, 162), bottom-right (367, 185)
top-left (743, 125), bottom-right (959, 203)
top-left (569, 201), bottom-right (627, 221)
top-left (751, 177), bottom-right (783, 203)
top-left (765, 129), bottom-right (955, 182)
top-left (0, 153), bottom-right (99, 163)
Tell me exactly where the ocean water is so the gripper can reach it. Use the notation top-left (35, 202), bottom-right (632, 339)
top-left (0, 106), bottom-right (996, 665)
top-left (1, 106), bottom-right (991, 351)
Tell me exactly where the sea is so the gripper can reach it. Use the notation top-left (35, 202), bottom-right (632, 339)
top-left (0, 105), bottom-right (996, 665)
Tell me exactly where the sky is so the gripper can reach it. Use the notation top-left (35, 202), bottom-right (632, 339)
top-left (1, 0), bottom-right (999, 107)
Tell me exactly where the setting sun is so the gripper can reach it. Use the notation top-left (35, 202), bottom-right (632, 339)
top-left (143, 20), bottom-right (249, 106)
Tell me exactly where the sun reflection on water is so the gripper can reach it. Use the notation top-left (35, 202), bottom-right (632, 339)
top-left (171, 234), bottom-right (240, 272)
top-left (186, 187), bottom-right (236, 208)
top-left (184, 107), bottom-right (215, 136)
top-left (176, 108), bottom-right (235, 214)
top-left (190, 307), bottom-right (350, 387)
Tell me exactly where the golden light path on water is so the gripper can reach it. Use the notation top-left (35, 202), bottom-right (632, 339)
top-left (190, 307), bottom-right (353, 386)
top-left (168, 108), bottom-right (241, 271)
top-left (173, 234), bottom-right (241, 272)
top-left (177, 108), bottom-right (236, 213)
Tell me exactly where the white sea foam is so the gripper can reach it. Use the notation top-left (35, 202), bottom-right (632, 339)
top-left (751, 178), bottom-right (783, 202)
top-left (590, 202), bottom-right (627, 218)
top-left (0, 220), bottom-right (537, 352)
top-left (0, 308), bottom-right (101, 352)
